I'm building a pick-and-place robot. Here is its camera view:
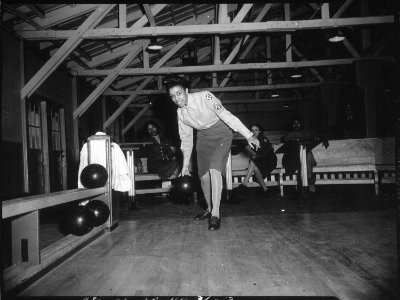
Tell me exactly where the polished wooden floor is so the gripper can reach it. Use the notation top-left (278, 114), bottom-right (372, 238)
top-left (17, 185), bottom-right (397, 299)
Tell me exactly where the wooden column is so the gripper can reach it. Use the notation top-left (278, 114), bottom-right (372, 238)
top-left (360, 0), bottom-right (371, 51)
top-left (119, 4), bottom-right (126, 29)
top-left (71, 75), bottom-right (79, 163)
top-left (266, 36), bottom-right (272, 84)
top-left (20, 39), bottom-right (29, 192)
top-left (60, 108), bottom-right (67, 190)
top-left (284, 3), bottom-right (292, 63)
top-left (355, 60), bottom-right (383, 137)
top-left (41, 101), bottom-right (50, 194)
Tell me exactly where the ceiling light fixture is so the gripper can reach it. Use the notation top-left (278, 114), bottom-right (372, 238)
top-left (329, 31), bottom-right (345, 43)
top-left (290, 73), bottom-right (303, 79)
top-left (271, 93), bottom-right (279, 98)
top-left (147, 37), bottom-right (163, 51)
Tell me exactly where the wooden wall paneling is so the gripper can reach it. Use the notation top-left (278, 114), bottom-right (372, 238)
top-left (11, 210), bottom-right (39, 266)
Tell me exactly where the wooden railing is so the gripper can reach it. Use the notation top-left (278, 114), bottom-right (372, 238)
top-left (2, 187), bottom-right (109, 292)
top-left (227, 138), bottom-right (395, 196)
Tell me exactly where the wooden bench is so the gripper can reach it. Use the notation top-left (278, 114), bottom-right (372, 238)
top-left (229, 137), bottom-right (395, 197)
top-left (122, 146), bottom-right (176, 199)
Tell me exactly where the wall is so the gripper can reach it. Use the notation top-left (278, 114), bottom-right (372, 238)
top-left (2, 31), bottom-right (22, 143)
top-left (1, 30), bottom-right (96, 197)
top-left (1, 31), bottom-right (24, 198)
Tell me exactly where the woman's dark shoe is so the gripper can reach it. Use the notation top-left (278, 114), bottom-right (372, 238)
top-left (194, 210), bottom-right (211, 221)
top-left (208, 216), bottom-right (221, 231)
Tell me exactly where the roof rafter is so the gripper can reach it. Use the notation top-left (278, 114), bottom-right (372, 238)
top-left (76, 57), bottom-right (393, 77)
top-left (104, 37), bottom-right (192, 130)
top-left (18, 16), bottom-right (394, 40)
top-left (21, 4), bottom-right (116, 100)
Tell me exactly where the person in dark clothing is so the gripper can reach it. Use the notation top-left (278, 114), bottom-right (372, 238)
top-left (234, 124), bottom-right (277, 194)
top-left (281, 114), bottom-right (328, 193)
top-left (143, 120), bottom-right (181, 180)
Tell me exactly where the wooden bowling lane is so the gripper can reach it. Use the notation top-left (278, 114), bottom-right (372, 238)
top-left (17, 200), bottom-right (396, 299)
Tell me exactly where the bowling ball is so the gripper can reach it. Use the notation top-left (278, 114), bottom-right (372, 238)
top-left (80, 164), bottom-right (108, 189)
top-left (85, 200), bottom-right (110, 226)
top-left (169, 175), bottom-right (195, 204)
top-left (174, 175), bottom-right (195, 195)
top-left (65, 206), bottom-right (95, 236)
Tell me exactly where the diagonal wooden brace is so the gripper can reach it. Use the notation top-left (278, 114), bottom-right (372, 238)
top-left (21, 4), bottom-right (115, 100)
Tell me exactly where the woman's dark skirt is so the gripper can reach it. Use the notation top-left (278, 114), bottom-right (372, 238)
top-left (196, 119), bottom-right (233, 178)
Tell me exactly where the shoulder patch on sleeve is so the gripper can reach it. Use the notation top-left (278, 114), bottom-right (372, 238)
top-left (213, 102), bottom-right (225, 113)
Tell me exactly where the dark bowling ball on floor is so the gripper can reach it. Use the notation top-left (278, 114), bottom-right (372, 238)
top-left (65, 206), bottom-right (95, 236)
top-left (86, 200), bottom-right (110, 226)
top-left (169, 175), bottom-right (195, 204)
top-left (80, 163), bottom-right (108, 189)
top-left (174, 175), bottom-right (195, 195)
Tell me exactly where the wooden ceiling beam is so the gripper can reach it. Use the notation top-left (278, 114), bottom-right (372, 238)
top-left (73, 46), bottom-right (142, 119)
top-left (103, 37), bottom-right (192, 130)
top-left (68, 4), bottom-right (165, 71)
top-left (333, 0), bottom-right (355, 18)
top-left (142, 4), bottom-right (157, 27)
top-left (119, 4), bottom-right (127, 28)
top-left (122, 104), bottom-right (150, 135)
top-left (18, 16), bottom-right (394, 40)
top-left (291, 45), bottom-right (324, 81)
top-left (15, 4), bottom-right (100, 30)
top-left (103, 83), bottom-right (322, 96)
top-left (77, 57), bottom-right (394, 77)
top-left (217, 3), bottom-right (261, 88)
top-left (26, 4), bottom-right (45, 19)
top-left (21, 4), bottom-right (115, 100)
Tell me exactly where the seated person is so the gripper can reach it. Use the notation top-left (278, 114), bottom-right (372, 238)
top-left (141, 120), bottom-right (181, 180)
top-left (235, 124), bottom-right (277, 194)
top-left (281, 114), bottom-right (328, 193)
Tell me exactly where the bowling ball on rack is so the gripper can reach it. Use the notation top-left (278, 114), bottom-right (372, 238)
top-left (65, 205), bottom-right (95, 236)
top-left (85, 200), bottom-right (110, 226)
top-left (80, 164), bottom-right (108, 189)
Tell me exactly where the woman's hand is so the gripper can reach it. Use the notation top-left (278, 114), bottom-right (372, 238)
top-left (180, 166), bottom-right (191, 176)
top-left (247, 135), bottom-right (260, 150)
top-left (137, 163), bottom-right (144, 174)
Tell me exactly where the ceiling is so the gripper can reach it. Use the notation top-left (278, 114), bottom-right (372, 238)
top-left (1, 1), bottom-right (397, 132)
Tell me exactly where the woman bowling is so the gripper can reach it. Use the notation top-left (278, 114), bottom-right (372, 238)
top-left (165, 77), bottom-right (259, 231)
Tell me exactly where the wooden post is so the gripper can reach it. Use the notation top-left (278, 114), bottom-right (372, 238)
top-left (284, 3), bottom-right (292, 63)
top-left (60, 108), bottom-right (67, 190)
top-left (393, 0), bottom-right (400, 294)
top-left (11, 210), bottom-right (40, 266)
top-left (266, 36), bottom-right (272, 85)
top-left (41, 101), bottom-right (50, 194)
top-left (20, 39), bottom-right (29, 193)
top-left (119, 4), bottom-right (126, 29)
top-left (71, 75), bottom-right (79, 163)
